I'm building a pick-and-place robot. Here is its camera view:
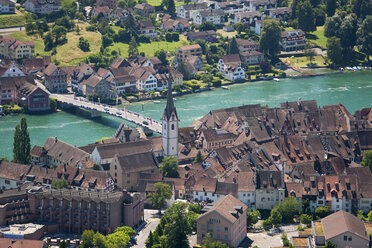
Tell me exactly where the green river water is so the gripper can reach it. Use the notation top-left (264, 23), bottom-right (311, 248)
top-left (0, 71), bottom-right (371, 159)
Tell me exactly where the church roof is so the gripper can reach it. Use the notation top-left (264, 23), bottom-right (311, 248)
top-left (162, 72), bottom-right (178, 121)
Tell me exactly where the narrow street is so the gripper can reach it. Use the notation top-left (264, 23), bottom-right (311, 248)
top-left (132, 209), bottom-right (161, 248)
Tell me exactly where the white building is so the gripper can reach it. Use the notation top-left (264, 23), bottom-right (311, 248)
top-left (218, 54), bottom-right (245, 82)
top-left (0, 0), bottom-right (15, 14)
top-left (24, 0), bottom-right (60, 14)
top-left (192, 9), bottom-right (224, 25)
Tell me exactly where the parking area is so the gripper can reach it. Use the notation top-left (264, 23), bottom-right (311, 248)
top-left (245, 225), bottom-right (299, 248)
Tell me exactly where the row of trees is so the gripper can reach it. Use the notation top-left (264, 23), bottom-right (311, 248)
top-left (80, 226), bottom-right (136, 248)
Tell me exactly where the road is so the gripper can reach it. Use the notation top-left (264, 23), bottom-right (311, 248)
top-left (0, 26), bottom-right (24, 34)
top-left (133, 209), bottom-right (161, 248)
top-left (51, 94), bottom-right (162, 134)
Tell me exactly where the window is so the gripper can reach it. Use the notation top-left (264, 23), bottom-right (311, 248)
top-left (216, 226), bottom-right (220, 231)
top-left (224, 227), bottom-right (228, 231)
top-left (201, 224), bottom-right (205, 230)
top-left (224, 234), bottom-right (228, 240)
top-left (344, 236), bottom-right (347, 241)
top-left (172, 124), bottom-right (174, 130)
top-left (202, 234), bottom-right (205, 238)
top-left (5, 180), bottom-right (10, 184)
top-left (348, 237), bottom-right (352, 241)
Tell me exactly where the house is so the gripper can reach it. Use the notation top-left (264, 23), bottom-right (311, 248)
top-left (199, 128), bottom-right (237, 151)
top-left (0, 160), bottom-right (30, 189)
top-left (176, 44), bottom-right (203, 62)
top-left (196, 194), bottom-right (247, 247)
top-left (80, 74), bottom-right (114, 100)
top-left (0, 0), bottom-right (15, 14)
top-left (138, 20), bottom-right (157, 38)
top-left (177, 2), bottom-right (209, 19)
top-left (111, 8), bottom-right (129, 21)
top-left (24, 0), bottom-right (60, 14)
top-left (280, 29), bottom-right (306, 52)
top-left (133, 67), bottom-right (158, 91)
top-left (22, 56), bottom-right (51, 73)
top-left (228, 11), bottom-right (262, 25)
top-left (186, 30), bottom-right (217, 42)
top-left (192, 9), bottom-right (224, 25)
top-left (313, 210), bottom-right (370, 247)
top-left (193, 177), bottom-right (238, 202)
top-left (33, 137), bottom-right (90, 168)
top-left (247, 0), bottom-right (276, 11)
top-left (255, 170), bottom-right (285, 210)
top-left (161, 17), bottom-right (190, 33)
top-left (43, 63), bottom-right (67, 94)
top-left (215, 1), bottom-right (246, 14)
top-left (91, 6), bottom-right (110, 19)
top-left (70, 63), bottom-right (94, 94)
top-left (17, 83), bottom-right (50, 112)
top-left (0, 36), bottom-right (34, 59)
top-left (218, 54), bottom-right (245, 81)
top-left (0, 238), bottom-right (46, 248)
top-left (223, 171), bottom-right (256, 208)
top-left (110, 151), bottom-right (159, 191)
top-left (267, 7), bottom-right (292, 21)
top-left (184, 55), bottom-right (203, 74)
top-left (134, 3), bottom-right (155, 17)
top-left (96, 0), bottom-right (117, 10)
top-left (236, 38), bottom-right (264, 65)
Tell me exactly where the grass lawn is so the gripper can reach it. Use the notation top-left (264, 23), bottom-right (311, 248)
top-left (217, 29), bottom-right (238, 39)
top-left (10, 22), bottom-right (101, 66)
top-left (0, 9), bottom-right (26, 28)
top-left (108, 35), bottom-right (189, 57)
top-left (147, 0), bottom-right (184, 6)
top-left (281, 55), bottom-right (326, 67)
top-left (308, 26), bottom-right (327, 49)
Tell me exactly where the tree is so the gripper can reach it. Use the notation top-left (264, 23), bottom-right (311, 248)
top-left (361, 150), bottom-right (372, 172)
top-left (275, 197), bottom-right (299, 223)
top-left (55, 16), bottom-right (75, 30)
top-left (305, 44), bottom-right (316, 65)
top-left (25, 21), bottom-right (37, 35)
top-left (105, 230), bottom-right (130, 248)
top-left (259, 20), bottom-right (281, 59)
top-left (61, 0), bottom-right (77, 18)
top-left (146, 231), bottom-right (154, 248)
top-left (177, 62), bottom-right (192, 80)
top-left (43, 32), bottom-right (54, 51)
top-left (81, 230), bottom-right (95, 248)
top-left (314, 206), bottom-right (332, 219)
top-left (324, 15), bottom-right (342, 38)
top-left (201, 233), bottom-right (229, 248)
top-left (93, 232), bottom-right (107, 248)
top-left (167, 0), bottom-right (176, 17)
top-left (128, 36), bottom-right (138, 59)
top-left (260, 60), bottom-right (272, 73)
top-left (300, 214), bottom-right (313, 227)
top-left (52, 25), bottom-right (68, 45)
top-left (193, 150), bottom-right (203, 164)
top-left (13, 117), bottom-right (31, 164)
top-left (314, 7), bottom-right (326, 26)
top-left (187, 210), bottom-right (199, 232)
top-left (326, 36), bottom-right (343, 65)
top-left (51, 179), bottom-right (69, 189)
top-left (188, 203), bottom-right (202, 214)
top-left (162, 202), bottom-right (190, 248)
top-left (269, 208), bottom-right (282, 228)
top-left (102, 34), bottom-right (113, 48)
top-left (78, 37), bottom-right (90, 52)
top-left (326, 0), bottom-right (336, 16)
top-left (325, 241), bottom-right (337, 248)
top-left (368, 210), bottom-right (372, 221)
top-left (149, 182), bottom-right (173, 212)
top-left (160, 156), bottom-right (179, 178)
top-left (296, 0), bottom-right (316, 33)
top-left (247, 208), bottom-right (260, 229)
top-left (155, 50), bottom-right (168, 65)
top-left (227, 37), bottom-right (239, 55)
top-left (199, 21), bottom-right (217, 31)
top-left (59, 240), bottom-right (68, 248)
top-left (339, 15), bottom-right (357, 50)
top-left (357, 16), bottom-right (372, 61)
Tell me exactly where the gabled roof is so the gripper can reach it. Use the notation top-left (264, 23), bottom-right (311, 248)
top-left (0, 160), bottom-right (31, 181)
top-left (321, 210), bottom-right (369, 241)
top-left (197, 194), bottom-right (247, 223)
top-left (0, 238), bottom-right (45, 248)
top-left (116, 151), bottom-right (158, 173)
top-left (95, 140), bottom-right (153, 160)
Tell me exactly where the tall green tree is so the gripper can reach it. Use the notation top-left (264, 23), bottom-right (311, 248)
top-left (146, 231), bottom-right (154, 248)
top-left (167, 0), bottom-right (176, 17)
top-left (149, 182), bottom-right (173, 212)
top-left (259, 20), bottom-right (281, 59)
top-left (357, 16), bottom-right (372, 61)
top-left (81, 230), bottom-right (95, 248)
top-left (361, 150), bottom-right (372, 172)
top-left (326, 0), bottom-right (337, 16)
top-left (93, 232), bottom-right (107, 248)
top-left (61, 0), bottom-right (77, 18)
top-left (326, 36), bottom-right (343, 65)
top-left (201, 233), bottom-right (229, 248)
top-left (269, 208), bottom-right (282, 228)
top-left (52, 25), bottom-right (68, 45)
top-left (128, 36), bottom-right (139, 59)
top-left (296, 0), bottom-right (316, 32)
top-left (160, 156), bottom-right (179, 178)
top-left (193, 150), bottom-right (203, 164)
top-left (314, 206), bottom-right (332, 218)
top-left (155, 49), bottom-right (168, 65)
top-left (228, 37), bottom-right (240, 55)
top-left (247, 208), bottom-right (260, 229)
top-left (324, 15), bottom-right (342, 38)
top-left (13, 118), bottom-right (31, 164)
top-left (339, 15), bottom-right (357, 50)
top-left (163, 202), bottom-right (190, 248)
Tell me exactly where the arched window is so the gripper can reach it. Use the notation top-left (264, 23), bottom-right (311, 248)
top-left (164, 123), bottom-right (166, 130)
top-left (172, 124), bottom-right (174, 130)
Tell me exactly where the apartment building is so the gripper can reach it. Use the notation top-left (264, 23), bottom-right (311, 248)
top-left (24, 0), bottom-right (60, 14)
top-left (43, 63), bottom-right (67, 94)
top-left (280, 29), bottom-right (306, 52)
top-left (197, 195), bottom-right (247, 247)
top-left (176, 44), bottom-right (202, 63)
top-left (255, 171), bottom-right (285, 210)
top-left (0, 0), bottom-right (15, 14)
top-left (0, 36), bottom-right (34, 60)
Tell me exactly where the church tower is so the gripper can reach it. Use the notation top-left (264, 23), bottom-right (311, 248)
top-left (161, 74), bottom-right (179, 158)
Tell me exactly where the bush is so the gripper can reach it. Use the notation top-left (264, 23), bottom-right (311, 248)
top-left (171, 32), bottom-right (179, 41)
top-left (78, 37), bottom-right (90, 52)
top-left (165, 32), bottom-right (173, 42)
top-left (137, 34), bottom-right (151, 43)
top-left (49, 97), bottom-right (57, 112)
top-left (300, 214), bottom-right (312, 227)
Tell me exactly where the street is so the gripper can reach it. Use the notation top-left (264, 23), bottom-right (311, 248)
top-left (133, 209), bottom-right (161, 248)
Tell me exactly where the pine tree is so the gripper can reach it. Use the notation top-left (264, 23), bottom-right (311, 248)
top-left (13, 118), bottom-right (31, 164)
top-left (228, 37), bottom-right (240, 55)
top-left (145, 231), bottom-right (154, 248)
top-left (296, 0), bottom-right (316, 33)
top-left (167, 0), bottom-right (176, 18)
top-left (128, 36), bottom-right (138, 59)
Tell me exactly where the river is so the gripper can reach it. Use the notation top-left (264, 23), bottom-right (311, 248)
top-left (0, 71), bottom-right (371, 159)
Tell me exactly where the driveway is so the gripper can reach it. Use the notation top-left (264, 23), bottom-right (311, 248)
top-left (132, 209), bottom-right (161, 248)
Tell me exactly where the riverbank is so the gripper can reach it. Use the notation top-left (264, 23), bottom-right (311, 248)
top-left (121, 67), bottom-right (346, 104)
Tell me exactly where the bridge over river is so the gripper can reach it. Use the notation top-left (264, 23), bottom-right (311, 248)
top-left (52, 94), bottom-right (162, 134)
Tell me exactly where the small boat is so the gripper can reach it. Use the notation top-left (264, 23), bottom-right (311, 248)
top-left (173, 98), bottom-right (177, 101)
top-left (357, 66), bottom-right (362, 71)
top-left (153, 101), bottom-right (161, 104)
top-left (353, 66), bottom-right (357, 70)
top-left (273, 78), bottom-right (280, 82)
top-left (221, 86), bottom-right (229, 89)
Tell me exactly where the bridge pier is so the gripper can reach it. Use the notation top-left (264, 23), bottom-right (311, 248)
top-left (91, 109), bottom-right (102, 118)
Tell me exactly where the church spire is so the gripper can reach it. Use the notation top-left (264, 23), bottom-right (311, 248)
top-left (163, 71), bottom-right (178, 121)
